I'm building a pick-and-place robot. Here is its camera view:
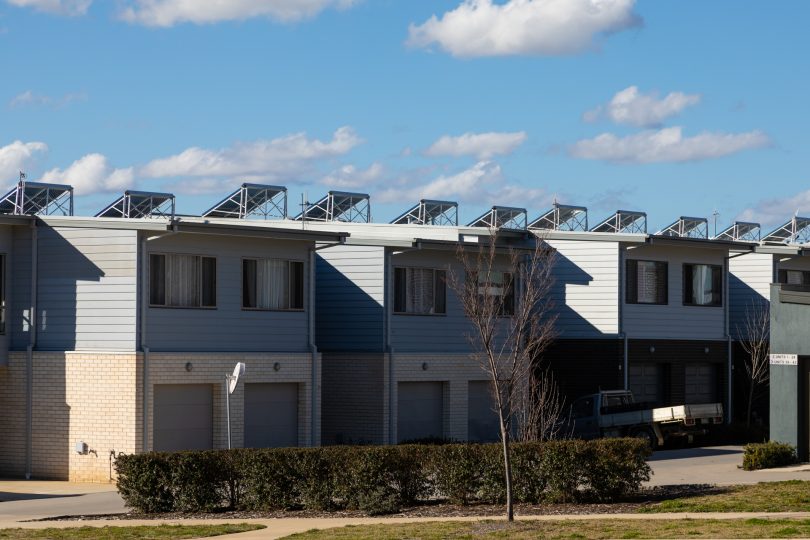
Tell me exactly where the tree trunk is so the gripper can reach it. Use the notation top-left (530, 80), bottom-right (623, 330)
top-left (500, 420), bottom-right (514, 521)
top-left (747, 382), bottom-right (755, 429)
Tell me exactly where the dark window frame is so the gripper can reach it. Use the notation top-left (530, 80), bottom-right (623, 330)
top-left (393, 266), bottom-right (447, 316)
top-left (149, 252), bottom-right (217, 309)
top-left (682, 263), bottom-right (723, 307)
top-left (778, 269), bottom-right (810, 286)
top-left (625, 259), bottom-right (668, 305)
top-left (0, 253), bottom-right (5, 335)
top-left (468, 269), bottom-right (516, 317)
top-left (241, 258), bottom-right (306, 312)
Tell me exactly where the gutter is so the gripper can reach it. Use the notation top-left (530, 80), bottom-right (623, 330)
top-left (25, 220), bottom-right (37, 479)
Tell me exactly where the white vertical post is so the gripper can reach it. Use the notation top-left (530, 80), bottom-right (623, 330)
top-left (225, 375), bottom-right (232, 450)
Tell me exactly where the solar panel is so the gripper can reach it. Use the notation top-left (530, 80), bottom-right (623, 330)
top-left (203, 184), bottom-right (287, 219)
top-left (529, 203), bottom-right (588, 231)
top-left (763, 217), bottom-right (810, 244)
top-left (95, 191), bottom-right (175, 219)
top-left (656, 216), bottom-right (708, 239)
top-left (294, 191), bottom-right (371, 223)
top-left (0, 179), bottom-right (73, 216)
top-left (591, 210), bottom-right (647, 234)
top-left (391, 200), bottom-right (458, 226)
top-left (468, 206), bottom-right (527, 230)
top-left (714, 221), bottom-right (761, 242)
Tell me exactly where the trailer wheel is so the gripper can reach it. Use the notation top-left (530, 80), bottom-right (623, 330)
top-left (631, 427), bottom-right (657, 450)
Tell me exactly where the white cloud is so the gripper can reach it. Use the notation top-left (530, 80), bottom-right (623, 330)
top-left (0, 140), bottom-right (48, 182)
top-left (9, 90), bottom-right (87, 108)
top-left (407, 0), bottom-right (640, 57)
top-left (584, 86), bottom-right (701, 128)
top-left (569, 126), bottom-right (770, 164)
top-left (425, 131), bottom-right (527, 160)
top-left (321, 163), bottom-right (383, 189)
top-left (38, 154), bottom-right (134, 194)
top-left (140, 127), bottom-right (362, 179)
top-left (5, 0), bottom-right (91, 16)
top-left (120, 0), bottom-right (357, 26)
top-left (737, 190), bottom-right (810, 228)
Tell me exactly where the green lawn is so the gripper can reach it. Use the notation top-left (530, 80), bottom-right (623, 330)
top-left (0, 524), bottom-right (264, 540)
top-left (283, 518), bottom-right (810, 539)
top-left (641, 481), bottom-right (810, 513)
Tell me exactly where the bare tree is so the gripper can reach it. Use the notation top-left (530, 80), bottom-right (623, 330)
top-left (737, 300), bottom-right (770, 428)
top-left (515, 366), bottom-right (568, 443)
top-left (450, 234), bottom-right (557, 521)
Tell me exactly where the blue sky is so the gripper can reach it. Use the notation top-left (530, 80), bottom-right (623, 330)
top-left (1, 0), bottom-right (808, 232)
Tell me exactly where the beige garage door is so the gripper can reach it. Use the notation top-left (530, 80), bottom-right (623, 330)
top-left (468, 380), bottom-right (499, 443)
top-left (244, 383), bottom-right (299, 448)
top-left (153, 384), bottom-right (213, 451)
top-left (685, 363), bottom-right (716, 404)
top-left (397, 382), bottom-right (443, 443)
top-left (629, 363), bottom-right (661, 405)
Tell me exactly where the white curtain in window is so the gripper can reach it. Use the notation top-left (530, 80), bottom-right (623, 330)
top-left (692, 265), bottom-right (713, 305)
top-left (257, 259), bottom-right (288, 309)
top-left (167, 254), bottom-right (199, 306)
top-left (637, 261), bottom-right (658, 303)
top-left (406, 268), bottom-right (434, 314)
top-left (786, 270), bottom-right (803, 285)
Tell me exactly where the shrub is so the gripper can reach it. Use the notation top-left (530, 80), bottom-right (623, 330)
top-left (115, 438), bottom-right (651, 514)
top-left (743, 441), bottom-right (798, 471)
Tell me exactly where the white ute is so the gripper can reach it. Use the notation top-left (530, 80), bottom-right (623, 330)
top-left (570, 389), bottom-right (724, 449)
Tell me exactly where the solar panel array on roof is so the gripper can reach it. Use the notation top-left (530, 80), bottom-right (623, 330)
top-left (391, 199), bottom-right (458, 226)
top-left (95, 191), bottom-right (175, 219)
top-left (591, 210), bottom-right (647, 234)
top-left (0, 179), bottom-right (73, 216)
top-left (656, 216), bottom-right (709, 239)
top-left (203, 183), bottom-right (287, 219)
top-left (529, 203), bottom-right (588, 231)
top-left (467, 206), bottom-right (527, 230)
top-left (295, 191), bottom-right (371, 223)
top-left (714, 222), bottom-right (761, 242)
top-left (762, 216), bottom-right (810, 245)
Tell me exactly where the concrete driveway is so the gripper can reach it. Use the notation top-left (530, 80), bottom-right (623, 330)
top-left (647, 445), bottom-right (810, 486)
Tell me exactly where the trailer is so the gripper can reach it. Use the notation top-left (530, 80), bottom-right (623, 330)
top-left (570, 390), bottom-right (724, 448)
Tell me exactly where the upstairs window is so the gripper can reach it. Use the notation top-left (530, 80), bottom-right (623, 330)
top-left (0, 254), bottom-right (5, 334)
top-left (683, 263), bottom-right (722, 307)
top-left (626, 260), bottom-right (667, 305)
top-left (393, 267), bottom-right (446, 315)
top-left (150, 254), bottom-right (216, 308)
top-left (242, 259), bottom-right (304, 310)
top-left (778, 269), bottom-right (810, 286)
top-left (470, 270), bottom-right (515, 317)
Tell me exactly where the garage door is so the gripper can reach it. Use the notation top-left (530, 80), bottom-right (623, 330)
top-left (629, 363), bottom-right (661, 405)
top-left (685, 363), bottom-right (716, 404)
top-left (468, 381), bottom-right (499, 443)
top-left (153, 384), bottom-right (213, 452)
top-left (244, 383), bottom-right (299, 448)
top-left (397, 382), bottom-right (443, 443)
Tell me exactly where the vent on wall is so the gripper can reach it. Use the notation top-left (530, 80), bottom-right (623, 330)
top-left (203, 183), bottom-right (287, 220)
top-left (529, 203), bottom-right (588, 231)
top-left (591, 210), bottom-right (647, 234)
top-left (0, 177), bottom-right (73, 216)
top-left (468, 206), bottom-right (527, 230)
top-left (294, 191), bottom-right (371, 223)
top-left (656, 216), bottom-right (708, 239)
top-left (762, 216), bottom-right (810, 245)
top-left (714, 221), bottom-right (761, 242)
top-left (95, 191), bottom-right (176, 219)
top-left (391, 199), bottom-right (458, 226)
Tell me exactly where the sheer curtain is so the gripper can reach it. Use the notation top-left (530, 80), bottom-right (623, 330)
top-left (167, 254), bottom-right (199, 307)
top-left (692, 265), bottom-right (713, 305)
top-left (406, 268), bottom-right (434, 314)
top-left (257, 259), bottom-right (289, 309)
top-left (637, 261), bottom-right (658, 303)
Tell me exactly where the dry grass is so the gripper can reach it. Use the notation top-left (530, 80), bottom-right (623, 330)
top-left (0, 523), bottom-right (264, 539)
top-left (640, 481), bottom-right (810, 513)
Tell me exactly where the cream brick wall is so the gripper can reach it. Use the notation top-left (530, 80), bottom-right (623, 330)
top-left (0, 352), bottom-right (27, 477)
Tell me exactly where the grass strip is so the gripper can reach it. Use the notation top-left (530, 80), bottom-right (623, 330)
top-left (0, 523), bottom-right (264, 539)
top-left (641, 481), bottom-right (810, 513)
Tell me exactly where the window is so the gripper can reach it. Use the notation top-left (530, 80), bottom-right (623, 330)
top-left (470, 270), bottom-right (515, 316)
top-left (0, 254), bottom-right (5, 334)
top-left (626, 260), bottom-right (667, 305)
top-left (150, 254), bottom-right (216, 308)
top-left (683, 264), bottom-right (722, 307)
top-left (242, 259), bottom-right (304, 310)
top-left (393, 267), bottom-right (446, 315)
top-left (778, 269), bottom-right (810, 286)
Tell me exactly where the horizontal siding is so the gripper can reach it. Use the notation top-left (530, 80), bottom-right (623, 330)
top-left (546, 239), bottom-right (619, 338)
top-left (145, 233), bottom-right (312, 352)
top-left (36, 227), bottom-right (138, 351)
top-left (10, 226), bottom-right (32, 350)
top-left (623, 244), bottom-right (726, 340)
top-left (316, 245), bottom-right (384, 352)
top-left (729, 252), bottom-right (773, 339)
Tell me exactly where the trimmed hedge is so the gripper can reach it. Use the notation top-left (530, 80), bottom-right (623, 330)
top-left (115, 439), bottom-right (651, 514)
top-left (742, 441), bottom-right (798, 471)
